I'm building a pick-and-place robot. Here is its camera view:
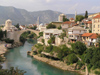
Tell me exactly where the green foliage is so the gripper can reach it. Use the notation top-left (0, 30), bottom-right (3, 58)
top-left (0, 29), bottom-right (3, 40)
top-left (3, 38), bottom-right (14, 44)
top-left (75, 15), bottom-right (84, 22)
top-left (85, 47), bottom-right (100, 70)
top-left (20, 36), bottom-right (26, 44)
top-left (95, 71), bottom-right (100, 75)
top-left (77, 61), bottom-right (84, 69)
top-left (85, 11), bottom-right (88, 18)
top-left (56, 45), bottom-right (71, 60)
top-left (48, 39), bottom-right (52, 45)
top-left (57, 26), bottom-right (62, 29)
top-left (15, 23), bottom-right (20, 30)
top-left (0, 67), bottom-right (26, 75)
top-left (63, 16), bottom-right (69, 22)
top-left (46, 23), bottom-right (56, 29)
top-left (20, 31), bottom-right (37, 43)
top-left (71, 41), bottom-right (87, 55)
top-left (30, 26), bottom-right (37, 30)
top-left (39, 32), bottom-right (43, 37)
top-left (45, 45), bottom-right (53, 53)
top-left (59, 30), bottom-right (66, 39)
top-left (47, 35), bottom-right (55, 45)
top-left (65, 53), bottom-right (78, 64)
top-left (89, 30), bottom-right (92, 33)
top-left (35, 44), bottom-right (43, 54)
top-left (28, 33), bottom-right (37, 39)
top-left (42, 39), bottom-right (44, 44)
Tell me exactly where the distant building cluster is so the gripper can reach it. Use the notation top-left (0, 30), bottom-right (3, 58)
top-left (2, 11), bottom-right (100, 47)
top-left (37, 12), bottom-right (100, 47)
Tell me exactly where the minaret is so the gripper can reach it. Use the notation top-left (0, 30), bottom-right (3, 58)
top-left (37, 17), bottom-right (39, 30)
top-left (37, 17), bottom-right (39, 25)
top-left (75, 10), bottom-right (77, 20)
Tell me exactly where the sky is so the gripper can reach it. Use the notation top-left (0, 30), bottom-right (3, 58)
top-left (0, 0), bottom-right (100, 14)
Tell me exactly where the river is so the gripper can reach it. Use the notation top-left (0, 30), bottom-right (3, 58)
top-left (2, 40), bottom-right (80, 75)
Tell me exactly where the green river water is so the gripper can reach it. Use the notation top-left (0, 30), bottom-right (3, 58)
top-left (2, 40), bottom-right (80, 75)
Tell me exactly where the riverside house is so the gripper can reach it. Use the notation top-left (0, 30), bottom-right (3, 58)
top-left (82, 33), bottom-right (99, 46)
top-left (68, 26), bottom-right (86, 43)
top-left (43, 29), bottom-right (63, 46)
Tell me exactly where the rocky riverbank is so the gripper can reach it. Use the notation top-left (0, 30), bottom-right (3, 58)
top-left (27, 51), bottom-right (95, 75)
top-left (0, 42), bottom-right (23, 61)
top-left (0, 43), bottom-right (8, 61)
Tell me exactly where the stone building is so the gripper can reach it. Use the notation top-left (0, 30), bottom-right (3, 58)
top-left (43, 29), bottom-right (63, 46)
top-left (68, 26), bottom-right (86, 43)
top-left (92, 15), bottom-right (100, 33)
top-left (3, 19), bottom-right (18, 32)
top-left (58, 14), bottom-right (66, 22)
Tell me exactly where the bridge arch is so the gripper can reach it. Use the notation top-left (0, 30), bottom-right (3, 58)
top-left (8, 29), bottom-right (40, 42)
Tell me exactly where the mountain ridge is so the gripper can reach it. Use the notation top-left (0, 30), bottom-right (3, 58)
top-left (0, 6), bottom-right (94, 25)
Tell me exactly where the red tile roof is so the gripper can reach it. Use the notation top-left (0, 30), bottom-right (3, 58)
top-left (90, 34), bottom-right (100, 39)
top-left (87, 21), bottom-right (92, 24)
top-left (62, 21), bottom-right (71, 24)
top-left (82, 33), bottom-right (94, 37)
top-left (62, 21), bottom-right (75, 24)
top-left (72, 23), bottom-right (78, 26)
top-left (70, 18), bottom-right (74, 20)
top-left (93, 15), bottom-right (100, 19)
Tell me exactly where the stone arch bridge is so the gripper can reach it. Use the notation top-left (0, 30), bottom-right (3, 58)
top-left (7, 29), bottom-right (40, 42)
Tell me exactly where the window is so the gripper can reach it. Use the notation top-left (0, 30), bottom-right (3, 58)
top-left (94, 25), bottom-right (95, 28)
top-left (98, 25), bottom-right (99, 28)
top-left (94, 19), bottom-right (95, 23)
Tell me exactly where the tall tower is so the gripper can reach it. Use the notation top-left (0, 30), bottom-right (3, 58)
top-left (58, 14), bottom-right (66, 22)
top-left (75, 10), bottom-right (77, 20)
top-left (37, 17), bottom-right (40, 30)
top-left (37, 17), bottom-right (39, 25)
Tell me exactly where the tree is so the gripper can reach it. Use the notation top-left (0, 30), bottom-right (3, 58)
top-left (85, 11), bottom-right (88, 18)
top-left (63, 16), bottom-right (69, 22)
top-left (30, 26), bottom-right (37, 30)
top-left (42, 39), bottom-right (44, 44)
top-left (0, 30), bottom-right (3, 40)
top-left (15, 23), bottom-right (20, 30)
top-left (57, 26), bottom-right (62, 29)
top-left (71, 41), bottom-right (87, 55)
top-left (46, 23), bottom-right (56, 29)
top-left (75, 15), bottom-right (84, 22)
top-left (48, 39), bottom-right (52, 45)
top-left (39, 32), bottom-right (43, 37)
top-left (65, 53), bottom-right (78, 64)
top-left (57, 45), bottom-right (71, 60)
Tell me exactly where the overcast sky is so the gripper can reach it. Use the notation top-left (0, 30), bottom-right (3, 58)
top-left (0, 0), bottom-right (100, 14)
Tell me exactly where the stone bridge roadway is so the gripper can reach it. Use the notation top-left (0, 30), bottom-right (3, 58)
top-left (7, 29), bottom-right (40, 42)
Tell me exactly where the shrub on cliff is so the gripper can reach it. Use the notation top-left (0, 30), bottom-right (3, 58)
top-left (64, 53), bottom-right (78, 64)
top-left (71, 41), bottom-right (87, 55)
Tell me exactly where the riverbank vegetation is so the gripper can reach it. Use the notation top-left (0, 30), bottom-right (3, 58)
top-left (32, 41), bottom-right (100, 75)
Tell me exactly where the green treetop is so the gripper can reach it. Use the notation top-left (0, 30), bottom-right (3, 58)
top-left (85, 10), bottom-right (88, 18)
